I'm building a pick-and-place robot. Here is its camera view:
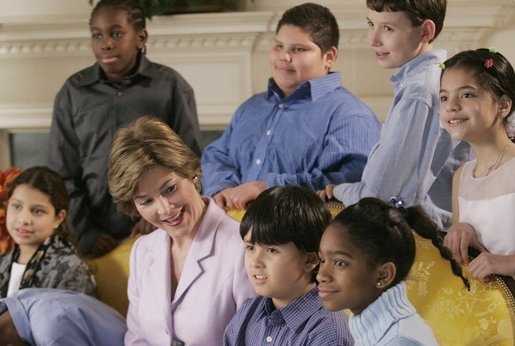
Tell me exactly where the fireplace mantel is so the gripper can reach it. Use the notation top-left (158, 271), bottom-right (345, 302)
top-left (0, 0), bottom-right (514, 167)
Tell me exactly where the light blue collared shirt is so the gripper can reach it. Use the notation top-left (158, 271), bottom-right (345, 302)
top-left (0, 288), bottom-right (126, 346)
top-left (334, 50), bottom-right (471, 228)
top-left (201, 72), bottom-right (381, 196)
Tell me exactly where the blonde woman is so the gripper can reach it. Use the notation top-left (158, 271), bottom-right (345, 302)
top-left (109, 117), bottom-right (255, 345)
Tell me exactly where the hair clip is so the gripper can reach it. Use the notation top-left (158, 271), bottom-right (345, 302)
top-left (438, 63), bottom-right (445, 70)
top-left (484, 58), bottom-right (494, 69)
top-left (389, 197), bottom-right (407, 214)
top-left (488, 47), bottom-right (497, 54)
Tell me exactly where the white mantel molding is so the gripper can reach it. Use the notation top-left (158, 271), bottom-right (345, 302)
top-left (0, 0), bottom-right (514, 131)
top-left (0, 1), bottom-right (513, 58)
top-left (0, 0), bottom-right (515, 58)
top-left (1, 0), bottom-right (514, 51)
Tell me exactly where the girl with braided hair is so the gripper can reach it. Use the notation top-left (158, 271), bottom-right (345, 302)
top-left (317, 197), bottom-right (468, 345)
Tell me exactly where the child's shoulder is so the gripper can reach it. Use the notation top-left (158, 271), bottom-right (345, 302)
top-left (392, 50), bottom-right (446, 107)
top-left (396, 49), bottom-right (446, 83)
top-left (63, 63), bottom-right (97, 87)
top-left (46, 239), bottom-right (85, 263)
top-left (141, 58), bottom-right (186, 80)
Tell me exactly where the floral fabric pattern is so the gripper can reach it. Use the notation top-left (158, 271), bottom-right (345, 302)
top-left (407, 234), bottom-right (515, 345)
top-left (0, 167), bottom-right (22, 255)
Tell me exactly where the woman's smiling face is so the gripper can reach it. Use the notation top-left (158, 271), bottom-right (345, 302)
top-left (133, 166), bottom-right (205, 239)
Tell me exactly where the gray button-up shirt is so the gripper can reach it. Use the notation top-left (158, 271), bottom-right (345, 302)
top-left (48, 54), bottom-right (201, 251)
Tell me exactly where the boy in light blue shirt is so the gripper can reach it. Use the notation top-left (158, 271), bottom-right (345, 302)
top-left (321, 0), bottom-right (470, 229)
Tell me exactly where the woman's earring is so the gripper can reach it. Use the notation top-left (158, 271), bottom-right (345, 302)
top-left (376, 281), bottom-right (383, 288)
top-left (193, 176), bottom-right (200, 192)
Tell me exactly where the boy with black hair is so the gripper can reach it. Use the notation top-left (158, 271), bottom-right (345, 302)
top-left (224, 186), bottom-right (352, 345)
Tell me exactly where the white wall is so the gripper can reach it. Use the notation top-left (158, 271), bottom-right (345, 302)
top-left (1, 0), bottom-right (514, 168)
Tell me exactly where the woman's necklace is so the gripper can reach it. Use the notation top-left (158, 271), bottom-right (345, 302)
top-left (473, 144), bottom-right (509, 177)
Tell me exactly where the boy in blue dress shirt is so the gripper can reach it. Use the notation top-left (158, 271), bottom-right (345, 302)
top-left (223, 186), bottom-right (352, 346)
top-left (202, 3), bottom-right (380, 211)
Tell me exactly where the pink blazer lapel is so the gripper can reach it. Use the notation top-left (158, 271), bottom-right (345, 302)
top-left (147, 232), bottom-right (173, 319)
top-left (172, 199), bottom-right (223, 304)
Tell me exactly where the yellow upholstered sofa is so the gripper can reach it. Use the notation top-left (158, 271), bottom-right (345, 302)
top-left (408, 233), bottom-right (515, 345)
top-left (87, 237), bottom-right (136, 316)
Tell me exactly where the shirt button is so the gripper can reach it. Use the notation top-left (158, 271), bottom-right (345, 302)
top-left (266, 130), bottom-right (272, 136)
top-left (266, 336), bottom-right (272, 343)
top-left (117, 91), bottom-right (122, 96)
top-left (256, 159), bottom-right (262, 165)
top-left (278, 103), bottom-right (284, 109)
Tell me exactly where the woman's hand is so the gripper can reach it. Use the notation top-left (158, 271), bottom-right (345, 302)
top-left (443, 222), bottom-right (487, 264)
top-left (469, 253), bottom-right (515, 283)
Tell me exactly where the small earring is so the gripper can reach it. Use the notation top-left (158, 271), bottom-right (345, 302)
top-left (376, 281), bottom-right (382, 288)
top-left (193, 176), bottom-right (201, 192)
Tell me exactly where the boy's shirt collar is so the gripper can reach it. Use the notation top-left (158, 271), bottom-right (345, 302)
top-left (390, 49), bottom-right (447, 86)
top-left (78, 53), bottom-right (155, 87)
top-left (262, 287), bottom-right (323, 332)
top-left (267, 72), bottom-right (342, 102)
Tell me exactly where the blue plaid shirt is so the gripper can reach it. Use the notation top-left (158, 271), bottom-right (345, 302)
top-left (224, 288), bottom-right (353, 346)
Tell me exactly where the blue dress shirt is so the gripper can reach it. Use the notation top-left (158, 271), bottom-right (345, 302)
top-left (0, 288), bottom-right (126, 346)
top-left (49, 54), bottom-right (201, 252)
top-left (224, 288), bottom-right (353, 345)
top-left (201, 72), bottom-right (381, 196)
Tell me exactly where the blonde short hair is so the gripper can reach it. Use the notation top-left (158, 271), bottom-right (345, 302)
top-left (108, 116), bottom-right (201, 216)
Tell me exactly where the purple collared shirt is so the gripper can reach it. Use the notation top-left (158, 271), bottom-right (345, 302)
top-left (224, 288), bottom-right (353, 345)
